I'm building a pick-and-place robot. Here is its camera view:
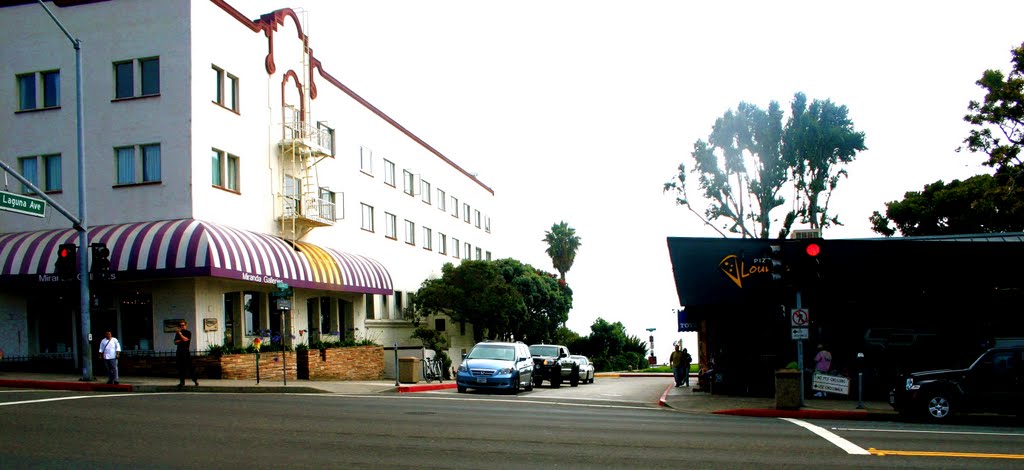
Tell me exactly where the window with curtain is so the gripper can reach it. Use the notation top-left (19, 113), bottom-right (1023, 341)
top-left (142, 144), bottom-right (160, 182)
top-left (44, 155), bottom-right (61, 192)
top-left (211, 149), bottom-right (223, 186)
top-left (17, 74), bottom-right (36, 110)
top-left (116, 147), bottom-right (135, 184)
top-left (42, 71), bottom-right (59, 108)
top-left (385, 212), bottom-right (397, 239)
top-left (114, 57), bottom-right (159, 99)
top-left (18, 157), bottom-right (37, 194)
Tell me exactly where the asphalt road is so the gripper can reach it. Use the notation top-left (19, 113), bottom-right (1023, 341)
top-left (1, 381), bottom-right (1022, 469)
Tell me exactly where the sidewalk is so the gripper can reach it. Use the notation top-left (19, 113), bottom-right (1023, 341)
top-left (0, 371), bottom-right (897, 420)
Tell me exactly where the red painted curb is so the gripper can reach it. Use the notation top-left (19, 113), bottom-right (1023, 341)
top-left (0, 379), bottom-right (133, 392)
top-left (712, 408), bottom-right (870, 420)
top-left (397, 382), bottom-right (457, 393)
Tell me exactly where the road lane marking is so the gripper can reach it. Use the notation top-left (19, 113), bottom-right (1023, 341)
top-left (0, 393), bottom-right (175, 407)
top-left (781, 418), bottom-right (870, 455)
top-left (833, 427), bottom-right (1024, 438)
top-left (869, 448), bottom-right (1024, 459)
top-left (307, 393), bottom-right (664, 411)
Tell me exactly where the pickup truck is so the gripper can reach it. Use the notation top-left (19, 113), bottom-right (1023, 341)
top-left (529, 344), bottom-right (579, 388)
top-left (889, 346), bottom-right (1024, 421)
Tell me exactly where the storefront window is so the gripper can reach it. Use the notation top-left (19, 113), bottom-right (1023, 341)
top-left (244, 291), bottom-right (262, 335)
top-left (29, 295), bottom-right (73, 355)
top-left (120, 293), bottom-right (153, 351)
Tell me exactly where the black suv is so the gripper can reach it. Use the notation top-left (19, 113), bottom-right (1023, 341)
top-left (529, 344), bottom-right (579, 388)
top-left (889, 346), bottom-right (1023, 421)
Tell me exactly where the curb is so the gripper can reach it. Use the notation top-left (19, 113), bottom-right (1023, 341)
top-left (397, 382), bottom-right (457, 393)
top-left (0, 379), bottom-right (132, 393)
top-left (712, 408), bottom-right (875, 420)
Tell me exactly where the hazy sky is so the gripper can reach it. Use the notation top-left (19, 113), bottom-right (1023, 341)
top-left (239, 1), bottom-right (1024, 361)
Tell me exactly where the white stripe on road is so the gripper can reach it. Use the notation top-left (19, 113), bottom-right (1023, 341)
top-left (781, 418), bottom-right (870, 455)
top-left (0, 393), bottom-right (171, 407)
top-left (833, 427), bottom-right (1024, 438)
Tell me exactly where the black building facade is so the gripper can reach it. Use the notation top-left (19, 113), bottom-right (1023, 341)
top-left (667, 234), bottom-right (1024, 398)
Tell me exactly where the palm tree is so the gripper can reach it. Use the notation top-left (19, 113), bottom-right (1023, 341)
top-left (542, 221), bottom-right (582, 282)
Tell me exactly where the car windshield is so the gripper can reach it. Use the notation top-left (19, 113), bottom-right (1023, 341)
top-left (467, 344), bottom-right (515, 361)
top-left (571, 356), bottom-right (587, 364)
top-left (530, 345), bottom-right (559, 356)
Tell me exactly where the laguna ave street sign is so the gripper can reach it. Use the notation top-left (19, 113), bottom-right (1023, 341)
top-left (0, 190), bottom-right (46, 218)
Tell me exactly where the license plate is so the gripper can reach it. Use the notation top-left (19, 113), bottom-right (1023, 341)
top-left (476, 377), bottom-right (487, 383)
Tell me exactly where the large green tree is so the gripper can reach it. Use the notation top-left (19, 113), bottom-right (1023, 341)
top-left (869, 175), bottom-right (1021, 236)
top-left (665, 93), bottom-right (865, 238)
top-left (872, 42), bottom-right (1024, 236)
top-left (542, 221), bottom-right (582, 281)
top-left (412, 259), bottom-right (572, 343)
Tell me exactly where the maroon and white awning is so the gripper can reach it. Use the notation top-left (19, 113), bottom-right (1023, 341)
top-left (0, 219), bottom-right (392, 294)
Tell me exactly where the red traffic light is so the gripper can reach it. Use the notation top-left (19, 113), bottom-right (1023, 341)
top-left (59, 248), bottom-right (71, 258)
top-left (805, 243), bottom-right (821, 257)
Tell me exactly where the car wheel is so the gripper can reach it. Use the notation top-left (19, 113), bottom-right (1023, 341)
top-left (525, 375), bottom-right (534, 391)
top-left (457, 385), bottom-right (466, 393)
top-left (533, 376), bottom-right (543, 388)
top-left (552, 368), bottom-right (562, 388)
top-left (923, 391), bottom-right (954, 421)
top-left (510, 374), bottom-right (521, 395)
top-left (570, 369), bottom-right (579, 387)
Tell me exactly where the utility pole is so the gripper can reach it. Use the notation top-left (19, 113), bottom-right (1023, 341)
top-left (36, 0), bottom-right (92, 381)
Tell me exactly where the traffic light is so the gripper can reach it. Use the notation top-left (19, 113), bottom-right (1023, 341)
top-left (794, 239), bottom-right (824, 285)
top-left (90, 243), bottom-right (110, 275)
top-left (55, 243), bottom-right (77, 280)
top-left (767, 243), bottom-right (786, 282)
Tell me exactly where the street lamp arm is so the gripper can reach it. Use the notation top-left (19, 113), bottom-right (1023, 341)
top-left (36, 0), bottom-right (79, 46)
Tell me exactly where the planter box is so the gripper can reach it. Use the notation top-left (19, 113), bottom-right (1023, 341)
top-left (220, 352), bottom-right (296, 381)
top-left (296, 346), bottom-right (385, 380)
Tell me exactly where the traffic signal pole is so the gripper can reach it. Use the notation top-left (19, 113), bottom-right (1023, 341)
top-left (36, 0), bottom-right (92, 381)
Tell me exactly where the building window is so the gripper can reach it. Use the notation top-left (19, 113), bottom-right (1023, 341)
top-left (438, 233), bottom-right (447, 255)
top-left (463, 242), bottom-right (471, 260)
top-left (114, 57), bottom-right (159, 99)
top-left (423, 227), bottom-right (433, 251)
top-left (319, 187), bottom-right (337, 221)
top-left (475, 247), bottom-right (483, 260)
top-left (211, 148), bottom-right (239, 192)
top-left (421, 180), bottom-right (431, 204)
top-left (212, 65), bottom-right (239, 112)
top-left (404, 219), bottom-right (415, 245)
top-left (452, 238), bottom-right (460, 258)
top-left (365, 293), bottom-right (376, 320)
top-left (435, 318), bottom-right (446, 333)
top-left (115, 144), bottom-right (160, 185)
top-left (486, 251), bottom-right (492, 261)
top-left (403, 170), bottom-right (415, 196)
top-left (463, 203), bottom-right (471, 223)
top-left (361, 203), bottom-right (374, 232)
top-left (437, 189), bottom-right (446, 212)
top-left (385, 212), bottom-right (397, 239)
top-left (283, 175), bottom-right (300, 216)
top-left (16, 70), bottom-right (60, 111)
top-left (17, 154), bottom-right (61, 193)
top-left (485, 216), bottom-right (491, 233)
top-left (475, 210), bottom-right (482, 228)
top-left (360, 146), bottom-right (373, 175)
top-left (244, 291), bottom-right (262, 335)
top-left (383, 159), bottom-right (395, 187)
top-left (451, 196), bottom-right (458, 218)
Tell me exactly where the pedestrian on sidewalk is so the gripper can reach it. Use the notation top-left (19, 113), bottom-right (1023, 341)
top-left (813, 344), bottom-right (832, 397)
top-left (680, 348), bottom-right (692, 386)
top-left (98, 331), bottom-right (121, 384)
top-left (174, 320), bottom-right (198, 389)
top-left (669, 343), bottom-right (685, 387)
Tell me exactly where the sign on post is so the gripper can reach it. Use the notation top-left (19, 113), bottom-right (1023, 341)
top-left (0, 190), bottom-right (46, 218)
top-left (812, 371), bottom-right (850, 395)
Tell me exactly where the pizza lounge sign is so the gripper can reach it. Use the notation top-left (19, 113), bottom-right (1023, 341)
top-left (718, 253), bottom-right (773, 289)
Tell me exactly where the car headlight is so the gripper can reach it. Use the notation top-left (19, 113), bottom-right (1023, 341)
top-left (905, 378), bottom-right (917, 390)
top-left (458, 364), bottom-right (468, 372)
top-left (496, 368), bottom-right (513, 375)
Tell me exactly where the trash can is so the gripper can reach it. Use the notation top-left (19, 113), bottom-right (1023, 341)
top-left (398, 356), bottom-right (421, 384)
top-left (775, 369), bottom-right (801, 410)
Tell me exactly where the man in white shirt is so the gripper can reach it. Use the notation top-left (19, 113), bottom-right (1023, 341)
top-left (98, 331), bottom-right (121, 385)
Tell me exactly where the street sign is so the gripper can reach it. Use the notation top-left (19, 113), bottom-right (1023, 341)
top-left (790, 308), bottom-right (809, 327)
top-left (0, 190), bottom-right (46, 218)
top-left (812, 372), bottom-right (850, 395)
top-left (791, 327), bottom-right (809, 340)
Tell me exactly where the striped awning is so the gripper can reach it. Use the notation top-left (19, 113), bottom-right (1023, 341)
top-left (0, 219), bottom-right (393, 294)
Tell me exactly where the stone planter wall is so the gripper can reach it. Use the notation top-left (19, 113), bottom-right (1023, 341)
top-left (220, 352), bottom-right (297, 381)
top-left (296, 346), bottom-right (385, 381)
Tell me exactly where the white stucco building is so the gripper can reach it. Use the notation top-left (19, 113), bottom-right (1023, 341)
top-left (0, 0), bottom-right (496, 369)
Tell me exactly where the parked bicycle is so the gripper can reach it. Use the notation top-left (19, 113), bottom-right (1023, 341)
top-left (422, 354), bottom-right (444, 383)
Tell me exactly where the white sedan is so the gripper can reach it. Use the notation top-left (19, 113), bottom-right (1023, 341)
top-left (570, 355), bottom-right (595, 384)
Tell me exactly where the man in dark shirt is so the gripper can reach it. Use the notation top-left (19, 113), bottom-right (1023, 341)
top-left (175, 320), bottom-right (198, 388)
